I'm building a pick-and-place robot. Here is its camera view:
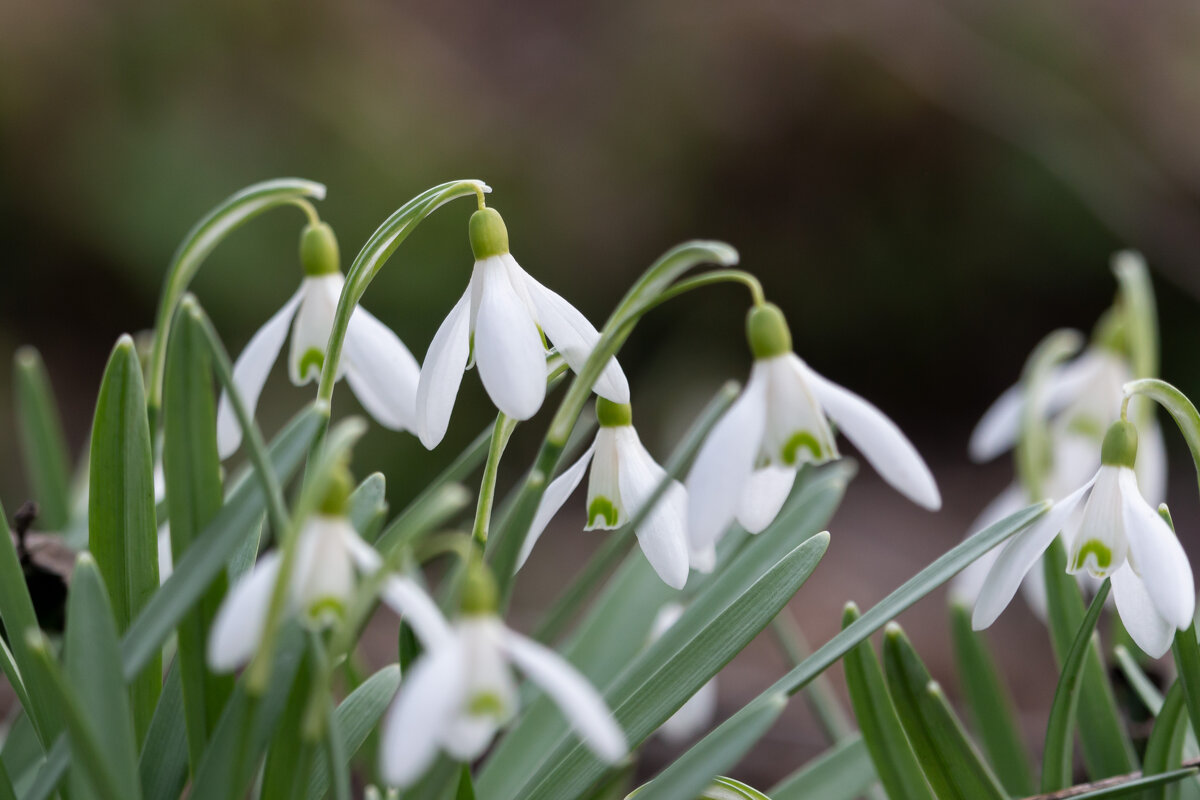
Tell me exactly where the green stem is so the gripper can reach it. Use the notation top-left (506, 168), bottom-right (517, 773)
top-left (1016, 329), bottom-right (1084, 501)
top-left (770, 611), bottom-right (853, 742)
top-left (647, 269), bottom-right (765, 309)
top-left (1124, 378), bottom-right (1200, 498)
top-left (473, 414), bottom-right (516, 546)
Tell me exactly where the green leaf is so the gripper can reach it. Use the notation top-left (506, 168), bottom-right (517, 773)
top-left (1125, 378), bottom-right (1200, 497)
top-left (456, 764), bottom-right (478, 800)
top-left (1067, 768), bottom-right (1198, 799)
top-left (138, 661), bottom-right (189, 800)
top-left (882, 624), bottom-right (1006, 800)
top-left (496, 532), bottom-right (830, 800)
top-left (1042, 539), bottom-right (1137, 780)
top-left (163, 299), bottom-right (233, 768)
top-left (948, 601), bottom-right (1034, 795)
top-left (1042, 579), bottom-right (1112, 791)
top-left (633, 695), bottom-right (786, 800)
top-left (1143, 680), bottom-right (1190, 800)
top-left (261, 647), bottom-right (316, 800)
top-left (1113, 644), bottom-right (1164, 714)
top-left (1174, 624), bottom-right (1200, 763)
top-left (702, 777), bottom-right (773, 800)
top-left (306, 664), bottom-right (400, 800)
top-left (842, 605), bottom-right (933, 800)
top-left (147, 177), bottom-right (326, 414)
top-left (88, 335), bottom-right (161, 740)
top-left (348, 472), bottom-right (388, 539)
top-left (13, 347), bottom-right (72, 530)
top-left (769, 735), bottom-right (877, 800)
top-left (64, 555), bottom-right (141, 800)
top-left (2, 712), bottom-right (45, 794)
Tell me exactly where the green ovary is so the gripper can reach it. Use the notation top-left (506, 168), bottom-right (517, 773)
top-left (588, 497), bottom-right (619, 528)
top-left (782, 431), bottom-right (823, 465)
top-left (298, 347), bottom-right (325, 380)
top-left (1072, 540), bottom-right (1113, 574)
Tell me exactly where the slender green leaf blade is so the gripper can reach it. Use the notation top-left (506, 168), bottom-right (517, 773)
top-left (88, 335), bottom-right (161, 739)
top-left (138, 661), bottom-right (189, 800)
top-left (13, 348), bottom-right (72, 530)
top-left (769, 735), bottom-right (877, 800)
top-left (261, 647), bottom-right (315, 799)
top-left (306, 664), bottom-right (401, 800)
top-left (1143, 680), bottom-right (1189, 800)
top-left (842, 605), bottom-right (933, 800)
top-left (348, 472), bottom-right (388, 539)
top-left (1066, 768), bottom-right (1197, 799)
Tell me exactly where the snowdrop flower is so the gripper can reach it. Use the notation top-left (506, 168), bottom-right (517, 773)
top-left (415, 207), bottom-right (629, 448)
top-left (517, 397), bottom-right (689, 589)
top-left (216, 222), bottom-right (421, 458)
top-left (686, 303), bottom-right (940, 570)
top-left (207, 472), bottom-right (381, 671)
top-left (379, 563), bottom-right (625, 787)
top-left (973, 420), bottom-right (1194, 657)
top-left (650, 603), bottom-right (717, 742)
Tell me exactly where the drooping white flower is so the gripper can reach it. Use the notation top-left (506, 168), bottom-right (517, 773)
top-left (379, 565), bottom-right (625, 788)
top-left (973, 420), bottom-right (1193, 657)
top-left (216, 222), bottom-right (421, 458)
top-left (517, 398), bottom-right (689, 589)
top-left (685, 303), bottom-right (940, 570)
top-left (415, 207), bottom-right (629, 449)
top-left (650, 604), bottom-right (717, 742)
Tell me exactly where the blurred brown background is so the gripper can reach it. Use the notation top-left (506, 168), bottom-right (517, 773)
top-left (4, 0), bottom-right (1200, 790)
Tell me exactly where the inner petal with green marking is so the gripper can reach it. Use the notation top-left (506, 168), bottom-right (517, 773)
top-left (588, 496), bottom-right (620, 528)
top-left (297, 346), bottom-right (325, 381)
top-left (781, 430), bottom-right (825, 466)
top-left (1071, 539), bottom-right (1113, 576)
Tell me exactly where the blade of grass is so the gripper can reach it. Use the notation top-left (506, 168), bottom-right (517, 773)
top-left (769, 735), bottom-right (878, 800)
top-left (13, 348), bottom-right (72, 530)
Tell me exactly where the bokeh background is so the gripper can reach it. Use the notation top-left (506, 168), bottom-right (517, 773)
top-left (4, 0), bottom-right (1200, 790)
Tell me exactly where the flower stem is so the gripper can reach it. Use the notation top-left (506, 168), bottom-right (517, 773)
top-left (644, 268), bottom-right (765, 310)
top-left (473, 413), bottom-right (516, 546)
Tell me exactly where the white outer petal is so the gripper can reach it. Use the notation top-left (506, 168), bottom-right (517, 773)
top-left (735, 466), bottom-right (797, 534)
top-left (216, 287), bottom-right (303, 458)
top-left (473, 257), bottom-right (547, 420)
top-left (343, 305), bottom-right (421, 432)
top-left (415, 285), bottom-right (472, 449)
top-left (1121, 469), bottom-right (1196, 631)
top-left (972, 476), bottom-right (1096, 630)
top-left (519, 263), bottom-right (630, 403)
top-left (658, 679), bottom-right (717, 743)
top-left (950, 484), bottom-right (1026, 605)
top-left (341, 527), bottom-right (383, 575)
top-left (207, 551), bottom-right (283, 672)
top-left (380, 576), bottom-right (454, 649)
top-left (379, 641), bottom-right (466, 788)
top-left (293, 516), bottom-right (356, 616)
top-left (685, 372), bottom-right (768, 556)
top-left (1135, 416), bottom-right (1168, 507)
top-left (518, 444), bottom-right (596, 571)
top-left (803, 364), bottom-right (941, 511)
top-left (1111, 563), bottom-right (1176, 658)
top-left (501, 629), bottom-right (627, 763)
top-left (615, 427), bottom-right (689, 590)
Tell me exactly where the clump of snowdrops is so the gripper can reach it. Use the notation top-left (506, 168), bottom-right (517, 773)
top-left (3, 178), bottom-right (1200, 800)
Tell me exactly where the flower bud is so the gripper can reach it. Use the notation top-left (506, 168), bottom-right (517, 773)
top-left (460, 561), bottom-right (499, 615)
top-left (1100, 420), bottom-right (1139, 468)
top-left (595, 397), bottom-right (632, 428)
top-left (318, 465), bottom-right (355, 515)
top-left (745, 302), bottom-right (792, 360)
top-left (469, 207), bottom-right (510, 261)
top-left (300, 222), bottom-right (340, 277)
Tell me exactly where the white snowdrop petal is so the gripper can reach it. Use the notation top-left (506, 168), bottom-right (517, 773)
top-left (658, 679), bottom-right (718, 743)
top-left (1120, 469), bottom-right (1196, 631)
top-left (615, 429), bottom-right (689, 589)
top-left (761, 357), bottom-right (837, 468)
top-left (502, 629), bottom-right (627, 762)
top-left (586, 429), bottom-right (624, 531)
top-left (735, 466), bottom-right (797, 534)
top-left (217, 287), bottom-right (303, 458)
top-left (415, 286), bottom-right (473, 449)
top-left (1069, 467), bottom-right (1128, 578)
top-left (1135, 416), bottom-right (1169, 507)
top-left (522, 268), bottom-right (630, 404)
top-left (685, 372), bottom-right (768, 557)
top-left (379, 642), bottom-right (466, 788)
top-left (343, 305), bottom-right (421, 432)
top-left (207, 551), bottom-right (284, 672)
top-left (380, 576), bottom-right (454, 649)
top-left (689, 541), bottom-right (717, 574)
top-left (972, 477), bottom-right (1095, 630)
top-left (518, 444), bottom-right (596, 571)
top-left (439, 715), bottom-right (499, 762)
top-left (473, 258), bottom-right (547, 420)
top-left (296, 517), bottom-right (356, 616)
top-left (1111, 563), bottom-right (1176, 658)
top-left (950, 484), bottom-right (1027, 604)
top-left (289, 275), bottom-right (344, 385)
top-left (804, 363), bottom-right (941, 511)
top-left (341, 526), bottom-right (383, 575)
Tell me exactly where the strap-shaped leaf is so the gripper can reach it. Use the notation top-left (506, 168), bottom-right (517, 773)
top-left (1064, 768), bottom-right (1198, 799)
top-left (13, 347), bottom-right (72, 530)
top-left (261, 646), bottom-right (316, 799)
top-left (882, 625), bottom-right (1006, 800)
top-left (138, 662), bottom-right (188, 800)
top-left (88, 335), bottom-right (160, 740)
top-left (64, 555), bottom-right (141, 800)
top-left (306, 664), bottom-right (401, 800)
top-left (1, 712), bottom-right (44, 793)
top-left (633, 695), bottom-right (785, 800)
top-left (842, 605), bottom-right (933, 800)
top-left (703, 776), bottom-right (773, 800)
top-left (948, 601), bottom-right (1034, 795)
top-left (1142, 681), bottom-right (1190, 800)
top-left (1113, 644), bottom-right (1164, 714)
top-left (769, 735), bottom-right (877, 800)
top-left (163, 299), bottom-right (233, 767)
top-left (1042, 539), bottom-right (1136, 780)
top-left (348, 472), bottom-right (388, 539)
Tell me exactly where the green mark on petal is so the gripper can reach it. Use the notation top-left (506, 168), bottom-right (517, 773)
top-left (587, 497), bottom-right (619, 528)
top-left (468, 691), bottom-right (506, 717)
top-left (1072, 540), bottom-right (1113, 573)
top-left (782, 431), bottom-right (823, 465)
top-left (306, 596), bottom-right (346, 624)
top-left (298, 347), bottom-right (325, 380)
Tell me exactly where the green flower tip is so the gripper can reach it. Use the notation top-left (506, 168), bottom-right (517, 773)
top-left (595, 397), bottom-right (632, 427)
top-left (1091, 307), bottom-right (1127, 355)
top-left (461, 561), bottom-right (499, 615)
top-left (746, 302), bottom-right (792, 360)
top-left (319, 465), bottom-right (355, 516)
top-left (469, 207), bottom-right (510, 260)
top-left (300, 221), bottom-right (340, 276)
top-left (1100, 420), bottom-right (1138, 468)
